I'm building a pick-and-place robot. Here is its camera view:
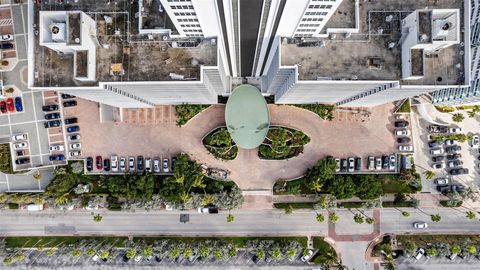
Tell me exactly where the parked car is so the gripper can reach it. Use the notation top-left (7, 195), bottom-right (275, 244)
top-left (0, 43), bottom-right (14, 49)
top-left (394, 120), bottom-right (409, 127)
top-left (428, 140), bottom-right (443, 148)
top-left (445, 145), bottom-right (461, 153)
top-left (61, 93), bottom-right (75, 99)
top-left (67, 134), bottom-right (80, 141)
top-left (395, 129), bottom-right (411, 136)
top-left (6, 98), bottom-right (14, 112)
top-left (128, 156), bottom-right (135, 172)
top-left (42, 104), bottom-right (58, 111)
top-left (389, 155), bottom-right (396, 170)
top-left (69, 143), bottom-right (81, 150)
top-left (48, 155), bottom-right (64, 161)
top-left (63, 100), bottom-right (77, 107)
top-left (415, 248), bottom-right (425, 260)
top-left (472, 135), bottom-right (480, 148)
top-left (399, 145), bottom-right (413, 152)
top-left (451, 184), bottom-right (466, 193)
top-left (66, 125), bottom-right (80, 133)
top-left (104, 158), bottom-right (111, 172)
top-left (375, 157), bottom-right (382, 170)
top-left (163, 158), bottom-right (169, 173)
top-left (153, 158), bottom-right (160, 173)
top-left (432, 162), bottom-right (446, 169)
top-left (449, 168), bottom-right (469, 175)
top-left (14, 97), bottom-right (22, 112)
top-left (437, 185), bottom-right (451, 192)
top-left (68, 150), bottom-right (81, 157)
top-left (15, 158), bottom-right (30, 165)
top-left (334, 158), bottom-right (341, 172)
top-left (0, 101), bottom-right (6, 113)
top-left (137, 156), bottom-right (144, 172)
top-left (64, 117), bottom-right (77, 125)
top-left (1, 34), bottom-right (13, 41)
top-left (445, 139), bottom-right (458, 146)
top-left (16, 150), bottom-right (25, 157)
top-left (171, 157), bottom-right (176, 171)
top-left (145, 158), bottom-right (152, 173)
top-left (447, 160), bottom-right (463, 168)
top-left (382, 155), bottom-right (389, 169)
top-left (413, 222), bottom-right (428, 229)
top-left (354, 157), bottom-right (361, 171)
top-left (301, 249), bottom-right (314, 262)
top-left (434, 178), bottom-right (449, 185)
top-left (198, 206), bottom-right (219, 214)
top-left (120, 157), bottom-right (126, 171)
top-left (86, 157), bottom-right (93, 172)
top-left (397, 137), bottom-right (411, 143)
top-left (446, 153), bottom-right (461, 160)
top-left (49, 144), bottom-right (64, 151)
top-left (96, 156), bottom-right (102, 170)
top-left (44, 120), bottom-right (61, 128)
top-left (11, 134), bottom-right (27, 141)
top-left (449, 127), bottom-right (462, 133)
top-left (347, 157), bottom-right (355, 172)
top-left (428, 125), bottom-right (449, 134)
top-left (431, 156), bottom-right (444, 162)
top-left (111, 155), bottom-right (118, 172)
top-left (44, 113), bottom-right (60, 120)
top-left (12, 142), bottom-right (28, 150)
top-left (368, 156), bottom-right (375, 170)
top-left (429, 148), bottom-right (444, 155)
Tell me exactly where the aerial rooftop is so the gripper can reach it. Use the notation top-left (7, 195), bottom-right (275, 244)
top-left (32, 0), bottom-right (217, 88)
top-left (281, 0), bottom-right (466, 86)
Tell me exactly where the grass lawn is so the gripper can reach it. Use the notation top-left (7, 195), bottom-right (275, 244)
top-left (311, 237), bottom-right (337, 265)
top-left (273, 177), bottom-right (315, 195)
top-left (396, 98), bottom-right (411, 113)
top-left (380, 175), bottom-right (415, 194)
top-left (273, 202), bottom-right (315, 209)
top-left (0, 144), bottom-right (13, 173)
top-left (396, 235), bottom-right (480, 247)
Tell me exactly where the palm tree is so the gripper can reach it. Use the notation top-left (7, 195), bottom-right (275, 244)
top-left (284, 205), bottom-right (294, 214)
top-left (33, 171), bottom-right (42, 181)
top-left (99, 249), bottom-right (110, 260)
top-left (431, 214), bottom-right (441, 222)
top-left (226, 213), bottom-right (235, 223)
top-left (353, 213), bottom-right (364, 224)
top-left (452, 113), bottom-right (465, 123)
top-left (316, 213), bottom-right (325, 223)
top-left (466, 211), bottom-right (476, 220)
top-left (329, 212), bottom-right (339, 223)
top-left (125, 248), bottom-right (136, 259)
top-left (402, 211), bottom-right (410, 217)
top-left (54, 193), bottom-right (70, 205)
top-left (467, 245), bottom-right (477, 255)
top-left (201, 194), bottom-right (215, 206)
top-left (93, 214), bottom-right (103, 222)
top-left (311, 179), bottom-right (323, 193)
top-left (423, 170), bottom-right (435, 180)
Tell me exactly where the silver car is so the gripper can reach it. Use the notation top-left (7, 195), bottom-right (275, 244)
top-left (128, 156), bottom-right (135, 172)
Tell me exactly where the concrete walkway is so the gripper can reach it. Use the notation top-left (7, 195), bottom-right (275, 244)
top-left (0, 168), bottom-right (54, 192)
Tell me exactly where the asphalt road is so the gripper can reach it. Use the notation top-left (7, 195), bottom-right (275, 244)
top-left (0, 208), bottom-right (477, 236)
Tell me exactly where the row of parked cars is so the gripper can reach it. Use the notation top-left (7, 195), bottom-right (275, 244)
top-left (427, 125), bottom-right (468, 176)
top-left (85, 155), bottom-right (175, 174)
top-left (0, 97), bottom-right (23, 113)
top-left (332, 155), bottom-right (397, 172)
top-left (394, 120), bottom-right (413, 152)
top-left (11, 133), bottom-right (30, 165)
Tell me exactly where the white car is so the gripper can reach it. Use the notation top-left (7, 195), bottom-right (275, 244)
top-left (415, 248), bottom-right (425, 260)
top-left (368, 156), bottom-right (375, 170)
top-left (334, 158), bottom-right (340, 172)
top-left (429, 148), bottom-right (444, 155)
top-left (472, 135), bottom-right (479, 148)
top-left (395, 129), bottom-right (411, 136)
top-left (431, 162), bottom-right (446, 169)
top-left (11, 134), bottom-right (27, 141)
top-left (434, 178), bottom-right (449, 185)
top-left (347, 157), bottom-right (354, 172)
top-left (375, 157), bottom-right (382, 170)
top-left (12, 142), bottom-right (28, 150)
top-left (153, 158), bottom-right (160, 173)
top-left (413, 222), bottom-right (428, 229)
top-left (134, 255), bottom-right (142, 262)
top-left (444, 140), bottom-right (458, 146)
top-left (399, 145), bottom-right (413, 152)
top-left (69, 143), bottom-right (81, 150)
top-left (449, 127), bottom-right (462, 133)
top-left (301, 249), bottom-right (314, 263)
top-left (197, 207), bottom-right (209, 214)
top-left (389, 155), bottom-right (396, 170)
top-left (145, 158), bottom-right (152, 173)
top-left (163, 158), bottom-right (169, 173)
top-left (68, 150), bottom-right (81, 157)
top-left (49, 144), bottom-right (65, 151)
top-left (92, 254), bottom-right (99, 261)
top-left (119, 156), bottom-right (126, 171)
top-left (111, 155), bottom-right (118, 172)
top-left (1, 34), bottom-right (13, 41)
top-left (128, 156), bottom-right (135, 172)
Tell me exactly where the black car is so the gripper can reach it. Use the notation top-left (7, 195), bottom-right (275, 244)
top-left (436, 185), bottom-right (450, 193)
top-left (86, 157), bottom-right (93, 172)
top-left (382, 155), bottom-right (389, 169)
top-left (340, 159), bottom-right (347, 172)
top-left (447, 154), bottom-right (461, 160)
top-left (103, 158), bottom-right (110, 172)
top-left (449, 168), bottom-right (469, 175)
top-left (445, 145), bottom-right (462, 154)
top-left (63, 100), bottom-right (77, 107)
top-left (44, 120), bottom-right (61, 128)
top-left (171, 157), bottom-right (176, 171)
top-left (431, 156), bottom-right (444, 162)
top-left (397, 137), bottom-right (411, 143)
top-left (137, 155), bottom-right (144, 172)
top-left (428, 140), bottom-right (443, 148)
top-left (44, 112), bottom-right (60, 120)
top-left (451, 184), bottom-right (466, 193)
top-left (66, 125), bottom-right (80, 133)
top-left (49, 154), bottom-right (65, 161)
top-left (15, 158), bottom-right (30, 165)
top-left (64, 117), bottom-right (77, 125)
top-left (394, 120), bottom-right (409, 127)
top-left (61, 93), bottom-right (76, 99)
top-left (42, 104), bottom-right (58, 111)
top-left (16, 150), bottom-right (25, 157)
top-left (0, 43), bottom-right (14, 49)
top-left (354, 157), bottom-right (362, 171)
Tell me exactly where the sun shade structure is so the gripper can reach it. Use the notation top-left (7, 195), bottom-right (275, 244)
top-left (225, 85), bottom-right (269, 149)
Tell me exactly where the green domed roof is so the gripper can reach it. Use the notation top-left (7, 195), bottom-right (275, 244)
top-left (225, 85), bottom-right (269, 149)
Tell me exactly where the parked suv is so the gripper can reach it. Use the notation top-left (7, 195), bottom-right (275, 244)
top-left (44, 120), bottom-right (61, 128)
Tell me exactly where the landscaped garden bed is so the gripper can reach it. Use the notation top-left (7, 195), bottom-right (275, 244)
top-left (258, 126), bottom-right (310, 160)
top-left (0, 144), bottom-right (13, 174)
top-left (203, 127), bottom-right (238, 160)
top-left (174, 104), bottom-right (209, 126)
top-left (293, 104), bottom-right (335, 121)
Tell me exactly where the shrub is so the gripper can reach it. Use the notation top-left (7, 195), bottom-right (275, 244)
top-left (175, 104), bottom-right (209, 126)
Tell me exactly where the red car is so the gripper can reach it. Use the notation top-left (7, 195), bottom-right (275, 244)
top-left (96, 156), bottom-right (103, 170)
top-left (0, 101), bottom-right (6, 113)
top-left (6, 98), bottom-right (14, 112)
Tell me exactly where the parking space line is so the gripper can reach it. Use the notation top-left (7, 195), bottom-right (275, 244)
top-left (19, 4), bottom-right (27, 59)
top-left (0, 119), bottom-right (44, 128)
top-left (4, 174), bottom-right (9, 191)
top-left (31, 91), bottom-right (44, 164)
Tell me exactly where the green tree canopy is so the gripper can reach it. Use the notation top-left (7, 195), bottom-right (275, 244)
top-left (106, 174), bottom-right (154, 199)
top-left (355, 175), bottom-right (383, 200)
top-left (328, 176), bottom-right (356, 199)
